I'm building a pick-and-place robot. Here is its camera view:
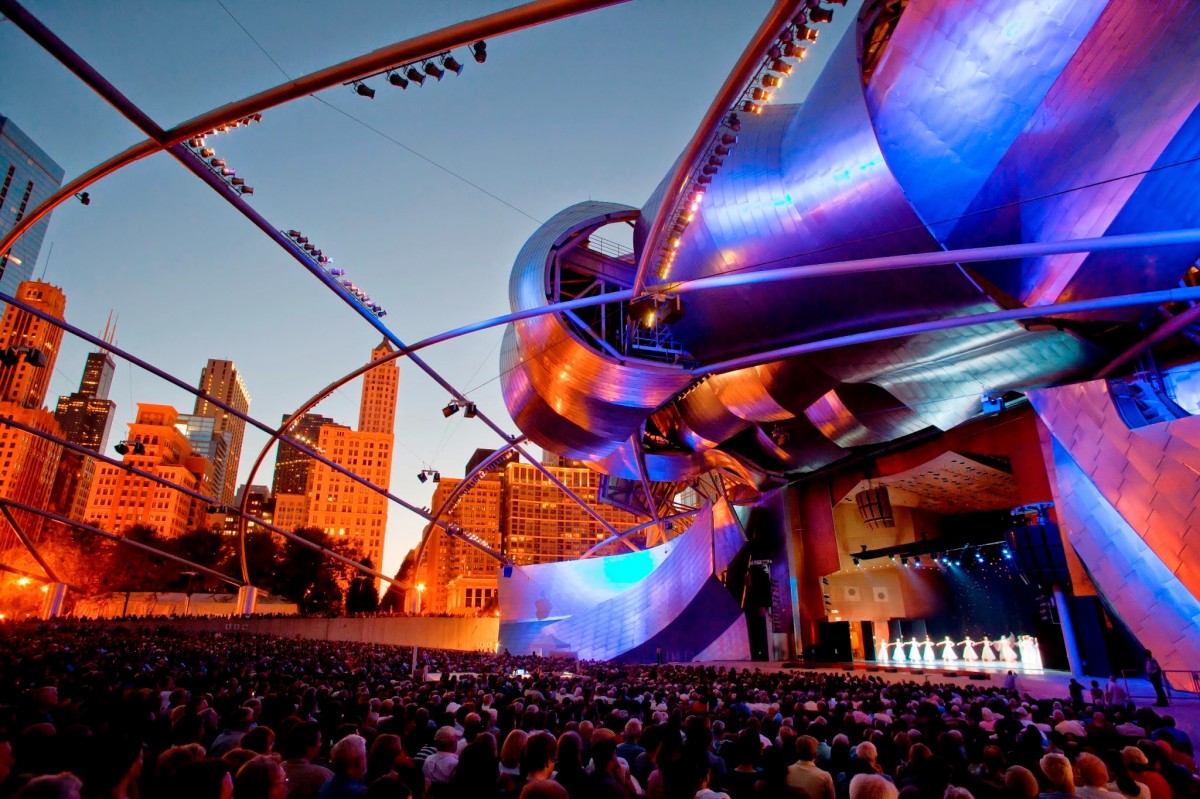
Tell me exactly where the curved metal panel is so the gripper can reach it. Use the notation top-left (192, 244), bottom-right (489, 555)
top-left (659, 28), bottom-right (981, 365)
top-left (501, 202), bottom-right (694, 460)
top-left (865, 0), bottom-right (1108, 231)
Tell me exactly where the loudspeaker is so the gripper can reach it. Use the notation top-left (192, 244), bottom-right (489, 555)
top-left (819, 621), bottom-right (852, 662)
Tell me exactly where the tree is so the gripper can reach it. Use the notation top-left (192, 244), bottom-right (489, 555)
top-left (345, 558), bottom-right (379, 615)
top-left (272, 527), bottom-right (358, 615)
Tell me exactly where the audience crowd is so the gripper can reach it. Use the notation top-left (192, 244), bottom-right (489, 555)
top-left (0, 623), bottom-right (1194, 799)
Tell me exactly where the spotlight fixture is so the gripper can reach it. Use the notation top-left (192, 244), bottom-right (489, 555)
top-left (795, 26), bottom-right (819, 43)
top-left (417, 471), bottom-right (427, 483)
top-left (783, 42), bottom-right (808, 59)
top-left (353, 82), bottom-right (376, 99)
top-left (752, 87), bottom-right (771, 102)
top-left (424, 61), bottom-right (444, 81)
top-left (900, 556), bottom-right (909, 567)
top-left (443, 401), bottom-right (460, 418)
top-left (770, 59), bottom-right (793, 75)
top-left (406, 66), bottom-right (426, 85)
top-left (853, 557), bottom-right (860, 567)
top-left (726, 112), bottom-right (742, 131)
top-left (742, 101), bottom-right (762, 114)
top-left (860, 544), bottom-right (868, 552)
top-left (914, 555), bottom-right (922, 566)
top-left (114, 442), bottom-right (128, 456)
top-left (464, 402), bottom-right (478, 418)
top-left (388, 72), bottom-right (409, 89)
top-left (75, 192), bottom-right (90, 206)
top-left (471, 40), bottom-right (488, 63)
top-left (443, 55), bottom-right (464, 75)
top-left (888, 554), bottom-right (896, 562)
top-left (809, 6), bottom-right (835, 23)
top-left (762, 74), bottom-right (781, 88)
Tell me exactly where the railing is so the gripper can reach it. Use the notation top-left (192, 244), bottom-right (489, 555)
top-left (1120, 668), bottom-right (1200, 700)
top-left (584, 235), bottom-right (633, 260)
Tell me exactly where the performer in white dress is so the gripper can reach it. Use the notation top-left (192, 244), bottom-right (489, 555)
top-left (961, 636), bottom-right (978, 661)
top-left (1018, 635), bottom-right (1043, 669)
top-left (907, 636), bottom-right (921, 662)
top-left (877, 636), bottom-right (890, 663)
top-left (922, 635), bottom-right (937, 663)
top-left (891, 638), bottom-right (907, 663)
top-left (980, 636), bottom-right (996, 661)
top-left (999, 634), bottom-right (1019, 663)
top-left (940, 636), bottom-right (958, 661)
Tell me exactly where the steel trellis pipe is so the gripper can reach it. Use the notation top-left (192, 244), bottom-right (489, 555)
top-left (699, 286), bottom-right (1200, 375)
top-left (0, 0), bottom-right (630, 259)
top-left (630, 0), bottom-right (804, 296)
top-left (0, 289), bottom-right (433, 525)
top-left (0, 413), bottom-right (402, 587)
top-left (169, 145), bottom-right (627, 566)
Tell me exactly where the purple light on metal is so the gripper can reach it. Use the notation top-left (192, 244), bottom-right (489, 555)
top-left (699, 285), bottom-right (1200, 376)
top-left (630, 0), bottom-right (804, 297)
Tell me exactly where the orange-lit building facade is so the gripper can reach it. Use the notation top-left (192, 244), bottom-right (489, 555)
top-left (0, 280), bottom-right (65, 409)
top-left (413, 454), bottom-right (639, 615)
top-left (83, 403), bottom-right (210, 538)
top-left (0, 280), bottom-right (67, 551)
top-left (302, 340), bottom-right (399, 568)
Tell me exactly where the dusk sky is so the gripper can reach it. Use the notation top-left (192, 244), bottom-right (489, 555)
top-left (0, 0), bottom-right (860, 579)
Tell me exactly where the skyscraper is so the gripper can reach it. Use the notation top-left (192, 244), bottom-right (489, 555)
top-left (0, 116), bottom-right (64, 300)
top-left (358, 339), bottom-right (398, 434)
top-left (303, 342), bottom-right (399, 570)
top-left (175, 413), bottom-right (230, 504)
top-left (54, 349), bottom-right (116, 452)
top-left (0, 280), bottom-right (66, 408)
top-left (193, 359), bottom-right (249, 505)
top-left (0, 280), bottom-right (67, 550)
top-left (83, 403), bottom-right (209, 538)
top-left (51, 339), bottom-right (117, 524)
top-left (271, 412), bottom-right (335, 496)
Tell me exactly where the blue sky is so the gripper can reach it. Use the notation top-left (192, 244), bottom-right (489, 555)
top-left (0, 0), bottom-right (859, 578)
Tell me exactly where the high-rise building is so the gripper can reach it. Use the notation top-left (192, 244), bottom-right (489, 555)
top-left (502, 458), bottom-right (637, 565)
top-left (271, 412), bottom-right (335, 495)
top-left (417, 470), bottom-right (504, 615)
top-left (303, 342), bottom-right (399, 570)
top-left (0, 279), bottom-right (67, 550)
top-left (412, 449), bottom-right (638, 615)
top-left (0, 280), bottom-right (66, 409)
top-left (51, 340), bottom-right (117, 524)
top-left (221, 484), bottom-right (272, 536)
top-left (0, 116), bottom-right (65, 299)
top-left (83, 403), bottom-right (210, 538)
top-left (55, 349), bottom-right (116, 452)
top-left (358, 339), bottom-right (398, 434)
top-left (175, 414), bottom-right (230, 506)
top-left (193, 359), bottom-right (249, 505)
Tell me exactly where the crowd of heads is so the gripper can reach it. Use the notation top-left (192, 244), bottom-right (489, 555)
top-left (0, 623), bottom-right (1194, 799)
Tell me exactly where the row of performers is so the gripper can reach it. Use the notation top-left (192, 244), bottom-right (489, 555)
top-left (876, 634), bottom-right (1043, 669)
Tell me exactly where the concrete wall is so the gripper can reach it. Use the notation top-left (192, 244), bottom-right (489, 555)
top-left (116, 615), bottom-right (500, 652)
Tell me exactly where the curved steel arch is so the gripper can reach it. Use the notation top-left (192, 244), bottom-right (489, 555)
top-left (630, 0), bottom-right (803, 296)
top-left (0, 0), bottom-right (630, 259)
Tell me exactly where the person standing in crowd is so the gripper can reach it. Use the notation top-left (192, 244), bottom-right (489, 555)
top-left (1143, 651), bottom-right (1169, 707)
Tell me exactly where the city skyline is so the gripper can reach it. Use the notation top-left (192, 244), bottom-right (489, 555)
top-left (0, 0), bottom-right (858, 579)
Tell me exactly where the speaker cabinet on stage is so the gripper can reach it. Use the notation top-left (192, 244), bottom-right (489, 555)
top-left (819, 621), bottom-right (852, 662)
top-left (859, 621), bottom-right (876, 661)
